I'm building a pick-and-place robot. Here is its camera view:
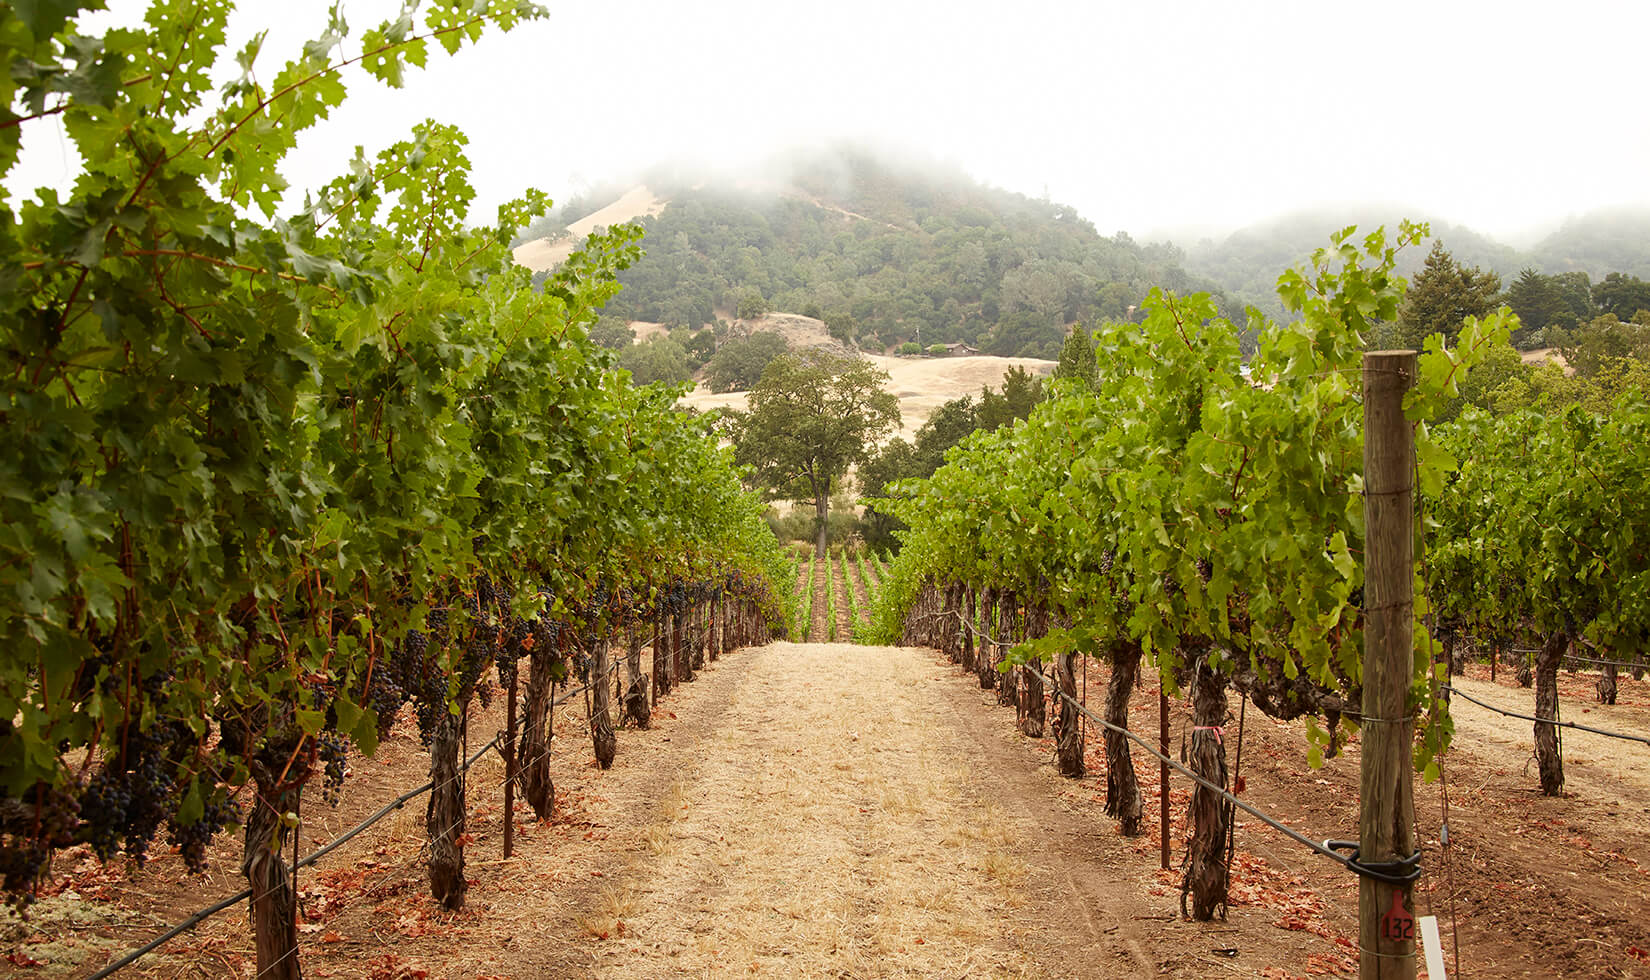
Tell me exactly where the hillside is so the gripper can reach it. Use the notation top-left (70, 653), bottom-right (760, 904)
top-left (1182, 206), bottom-right (1650, 317)
top-left (516, 152), bottom-right (1233, 359)
top-left (682, 352), bottom-right (1055, 442)
top-left (1528, 208), bottom-right (1650, 280)
top-left (511, 185), bottom-right (666, 271)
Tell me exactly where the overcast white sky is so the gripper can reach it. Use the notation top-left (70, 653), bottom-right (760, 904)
top-left (10, 0), bottom-right (1649, 242)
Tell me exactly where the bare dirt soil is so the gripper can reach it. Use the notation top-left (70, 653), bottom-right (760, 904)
top-left (808, 559), bottom-right (830, 643)
top-left (832, 559), bottom-right (853, 642)
top-left (1058, 658), bottom-right (1650, 980)
top-left (13, 646), bottom-right (1647, 979)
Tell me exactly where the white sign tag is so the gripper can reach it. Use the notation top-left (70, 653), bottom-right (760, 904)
top-left (1418, 914), bottom-right (1447, 978)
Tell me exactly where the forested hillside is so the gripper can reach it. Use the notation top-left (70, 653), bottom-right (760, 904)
top-left (524, 154), bottom-right (1233, 359)
top-left (1184, 207), bottom-right (1650, 317)
top-left (1529, 208), bottom-right (1650, 280)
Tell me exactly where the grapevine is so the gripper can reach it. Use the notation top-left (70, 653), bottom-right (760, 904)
top-left (866, 223), bottom-right (1513, 916)
top-left (0, 2), bottom-right (795, 973)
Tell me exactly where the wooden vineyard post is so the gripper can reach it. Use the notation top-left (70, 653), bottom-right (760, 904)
top-left (1159, 684), bottom-right (1170, 871)
top-left (1360, 350), bottom-right (1418, 980)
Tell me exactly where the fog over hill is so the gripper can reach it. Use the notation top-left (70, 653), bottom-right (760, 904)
top-left (1177, 207), bottom-right (1650, 317)
top-left (513, 149), bottom-right (1650, 348)
top-left (514, 150), bottom-right (1237, 360)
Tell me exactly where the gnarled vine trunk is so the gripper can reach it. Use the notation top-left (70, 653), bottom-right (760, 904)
top-left (589, 640), bottom-right (616, 768)
top-left (677, 608), bottom-right (695, 684)
top-left (1440, 627), bottom-right (1463, 676)
top-left (1018, 606), bottom-right (1047, 738)
top-left (692, 604), bottom-right (702, 674)
top-left (707, 602), bottom-right (719, 662)
top-left (1182, 655), bottom-right (1230, 921)
top-left (1054, 650), bottom-right (1083, 777)
top-left (1104, 640), bottom-right (1143, 835)
top-left (624, 623), bottom-right (650, 728)
top-left (1535, 629), bottom-right (1567, 795)
top-left (243, 758), bottom-right (304, 980)
top-left (653, 609), bottom-right (672, 700)
top-left (1598, 660), bottom-right (1618, 705)
top-left (960, 587), bottom-right (976, 672)
top-left (521, 641), bottom-right (556, 818)
top-left (945, 584), bottom-right (963, 664)
top-left (427, 708), bottom-right (468, 910)
top-left (995, 595), bottom-right (1016, 703)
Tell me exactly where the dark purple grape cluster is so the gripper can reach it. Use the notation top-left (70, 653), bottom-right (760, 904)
top-left (168, 795), bottom-right (240, 873)
top-left (412, 671), bottom-right (447, 744)
top-left (0, 842), bottom-right (50, 904)
top-left (0, 784), bottom-right (80, 899)
top-left (367, 673), bottom-right (404, 739)
top-left (78, 733), bottom-right (177, 865)
top-left (459, 588), bottom-right (483, 625)
top-left (392, 629), bottom-right (430, 689)
top-left (317, 732), bottom-right (350, 806)
top-left (457, 632), bottom-right (493, 694)
top-left (305, 677), bottom-right (337, 726)
top-left (495, 615), bottom-right (530, 686)
top-left (531, 613), bottom-right (563, 652)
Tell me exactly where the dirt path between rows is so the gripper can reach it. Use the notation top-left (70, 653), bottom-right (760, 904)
top-left (847, 557), bottom-right (871, 633)
top-left (47, 641), bottom-right (1594, 979)
top-left (809, 560), bottom-right (830, 642)
top-left (523, 642), bottom-right (1346, 979)
top-left (832, 558), bottom-right (853, 641)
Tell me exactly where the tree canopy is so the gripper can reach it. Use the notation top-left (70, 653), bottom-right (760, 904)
top-left (619, 334), bottom-right (692, 386)
top-left (728, 351), bottom-right (900, 556)
top-left (977, 365), bottom-right (1046, 430)
top-left (704, 331), bottom-right (789, 393)
top-left (1393, 240), bottom-right (1503, 348)
top-left (858, 366), bottom-right (1050, 552)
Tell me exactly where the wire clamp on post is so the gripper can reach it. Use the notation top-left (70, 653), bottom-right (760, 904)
top-left (1323, 840), bottom-right (1422, 884)
top-left (1355, 714), bottom-right (1415, 725)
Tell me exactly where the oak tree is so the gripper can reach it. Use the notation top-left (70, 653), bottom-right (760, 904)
top-left (730, 351), bottom-right (899, 557)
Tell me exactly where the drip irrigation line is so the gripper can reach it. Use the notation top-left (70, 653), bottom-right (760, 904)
top-left (1561, 652), bottom-right (1646, 670)
top-left (88, 660), bottom-right (625, 980)
top-left (1442, 685), bottom-right (1650, 747)
top-left (920, 607), bottom-right (1419, 884)
top-left (84, 887), bottom-right (255, 980)
top-left (1031, 664), bottom-right (1419, 885)
top-left (1499, 641), bottom-right (1646, 671)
